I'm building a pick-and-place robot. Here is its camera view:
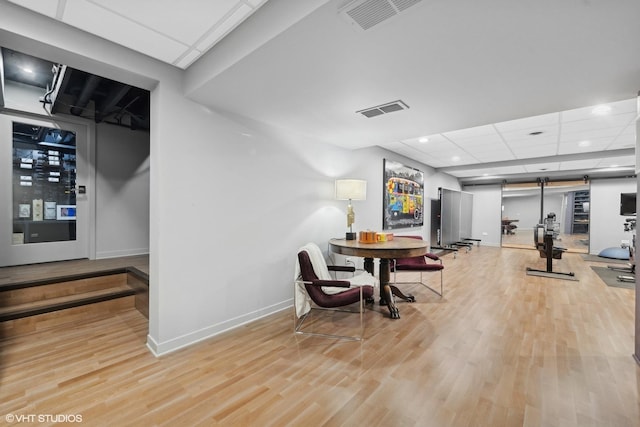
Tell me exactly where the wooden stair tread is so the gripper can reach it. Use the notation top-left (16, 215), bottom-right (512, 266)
top-left (0, 285), bottom-right (135, 320)
top-left (0, 267), bottom-right (148, 292)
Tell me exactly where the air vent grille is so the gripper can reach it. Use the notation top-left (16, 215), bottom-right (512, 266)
top-left (357, 100), bottom-right (409, 118)
top-left (346, 0), bottom-right (396, 31)
top-left (340, 0), bottom-right (423, 31)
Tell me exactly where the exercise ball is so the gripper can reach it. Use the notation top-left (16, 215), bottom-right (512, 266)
top-left (598, 247), bottom-right (630, 260)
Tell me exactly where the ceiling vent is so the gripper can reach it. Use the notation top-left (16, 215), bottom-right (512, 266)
top-left (339, 0), bottom-right (423, 31)
top-left (356, 100), bottom-right (409, 118)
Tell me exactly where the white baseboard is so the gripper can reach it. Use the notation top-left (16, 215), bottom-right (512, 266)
top-left (146, 299), bottom-right (293, 357)
top-left (96, 248), bottom-right (149, 259)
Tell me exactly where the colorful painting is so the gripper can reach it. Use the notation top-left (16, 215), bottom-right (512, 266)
top-left (383, 159), bottom-right (424, 230)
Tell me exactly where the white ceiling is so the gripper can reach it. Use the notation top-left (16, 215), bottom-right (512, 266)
top-left (384, 98), bottom-right (637, 179)
top-left (6, 0), bottom-right (640, 183)
top-left (6, 0), bottom-right (269, 69)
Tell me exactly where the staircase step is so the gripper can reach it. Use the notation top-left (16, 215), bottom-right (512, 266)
top-left (0, 273), bottom-right (128, 306)
top-left (0, 268), bottom-right (130, 292)
top-left (0, 285), bottom-right (135, 322)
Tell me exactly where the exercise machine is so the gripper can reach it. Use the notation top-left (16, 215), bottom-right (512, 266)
top-left (608, 217), bottom-right (636, 282)
top-left (526, 212), bottom-right (576, 280)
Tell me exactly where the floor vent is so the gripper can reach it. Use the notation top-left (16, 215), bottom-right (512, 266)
top-left (356, 100), bottom-right (409, 118)
top-left (340, 0), bottom-right (423, 31)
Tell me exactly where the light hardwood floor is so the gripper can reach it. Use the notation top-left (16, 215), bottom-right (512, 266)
top-left (0, 247), bottom-right (638, 426)
top-left (502, 231), bottom-right (590, 253)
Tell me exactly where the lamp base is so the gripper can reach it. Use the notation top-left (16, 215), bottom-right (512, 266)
top-left (346, 232), bottom-right (357, 241)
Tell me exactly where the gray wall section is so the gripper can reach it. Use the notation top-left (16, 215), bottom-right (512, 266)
top-left (95, 123), bottom-right (150, 258)
top-left (589, 178), bottom-right (636, 255)
top-left (503, 192), bottom-right (564, 231)
top-left (465, 185), bottom-right (502, 247)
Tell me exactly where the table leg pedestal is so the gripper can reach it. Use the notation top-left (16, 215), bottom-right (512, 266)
top-left (378, 259), bottom-right (400, 319)
top-left (364, 257), bottom-right (374, 276)
top-left (390, 285), bottom-right (416, 303)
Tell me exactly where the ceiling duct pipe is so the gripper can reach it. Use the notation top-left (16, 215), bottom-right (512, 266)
top-left (70, 74), bottom-right (101, 116)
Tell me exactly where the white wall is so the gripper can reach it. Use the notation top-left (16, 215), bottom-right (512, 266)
top-left (590, 177), bottom-right (637, 255)
top-left (147, 93), bottom-right (459, 354)
top-left (95, 124), bottom-right (150, 258)
top-left (0, 4), bottom-right (461, 355)
top-left (331, 146), bottom-right (459, 269)
top-left (503, 192), bottom-right (563, 231)
top-left (463, 185), bottom-right (502, 247)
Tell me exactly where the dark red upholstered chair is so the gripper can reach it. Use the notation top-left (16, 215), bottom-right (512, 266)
top-left (294, 243), bottom-right (375, 340)
top-left (390, 235), bottom-right (444, 297)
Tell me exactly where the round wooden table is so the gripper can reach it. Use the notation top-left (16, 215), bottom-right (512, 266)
top-left (329, 237), bottom-right (429, 319)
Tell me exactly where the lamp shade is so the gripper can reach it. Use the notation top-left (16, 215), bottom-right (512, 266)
top-left (335, 179), bottom-right (367, 201)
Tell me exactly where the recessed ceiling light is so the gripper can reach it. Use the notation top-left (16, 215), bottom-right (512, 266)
top-left (418, 137), bottom-right (429, 143)
top-left (529, 131), bottom-right (543, 136)
top-left (452, 156), bottom-right (460, 162)
top-left (591, 105), bottom-right (612, 115)
top-left (578, 140), bottom-right (591, 147)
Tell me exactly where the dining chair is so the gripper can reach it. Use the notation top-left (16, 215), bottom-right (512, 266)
top-left (294, 242), bottom-right (375, 340)
top-left (390, 235), bottom-right (444, 297)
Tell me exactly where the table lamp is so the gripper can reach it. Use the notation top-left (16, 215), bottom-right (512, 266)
top-left (335, 179), bottom-right (367, 240)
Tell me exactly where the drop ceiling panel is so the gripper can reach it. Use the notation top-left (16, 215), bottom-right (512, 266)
top-left (561, 113), bottom-right (636, 134)
top-left (617, 123), bottom-right (637, 136)
top-left (90, 0), bottom-right (240, 45)
top-left (403, 133), bottom-right (449, 145)
top-left (557, 140), bottom-right (611, 155)
top-left (421, 159), bottom-right (451, 168)
top-left (410, 139), bottom-right (459, 154)
top-left (559, 126), bottom-right (625, 143)
top-left (493, 113), bottom-right (559, 133)
top-left (442, 124), bottom-right (496, 140)
top-left (7, 0), bottom-right (57, 17)
top-left (460, 140), bottom-right (511, 154)
top-left (561, 98), bottom-right (637, 122)
top-left (595, 155), bottom-right (636, 168)
top-left (503, 135), bottom-right (559, 147)
top-left (381, 143), bottom-right (438, 166)
top-left (399, 147), bottom-right (428, 159)
top-left (448, 134), bottom-right (505, 147)
top-left (7, 0), bottom-right (270, 68)
top-left (499, 128), bottom-right (559, 143)
top-left (608, 133), bottom-right (636, 149)
top-left (382, 141), bottom-right (408, 150)
top-left (427, 152), bottom-right (480, 166)
top-left (63, 1), bottom-right (187, 64)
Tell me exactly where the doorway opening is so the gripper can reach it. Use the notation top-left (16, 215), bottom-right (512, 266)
top-left (501, 180), bottom-right (590, 254)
